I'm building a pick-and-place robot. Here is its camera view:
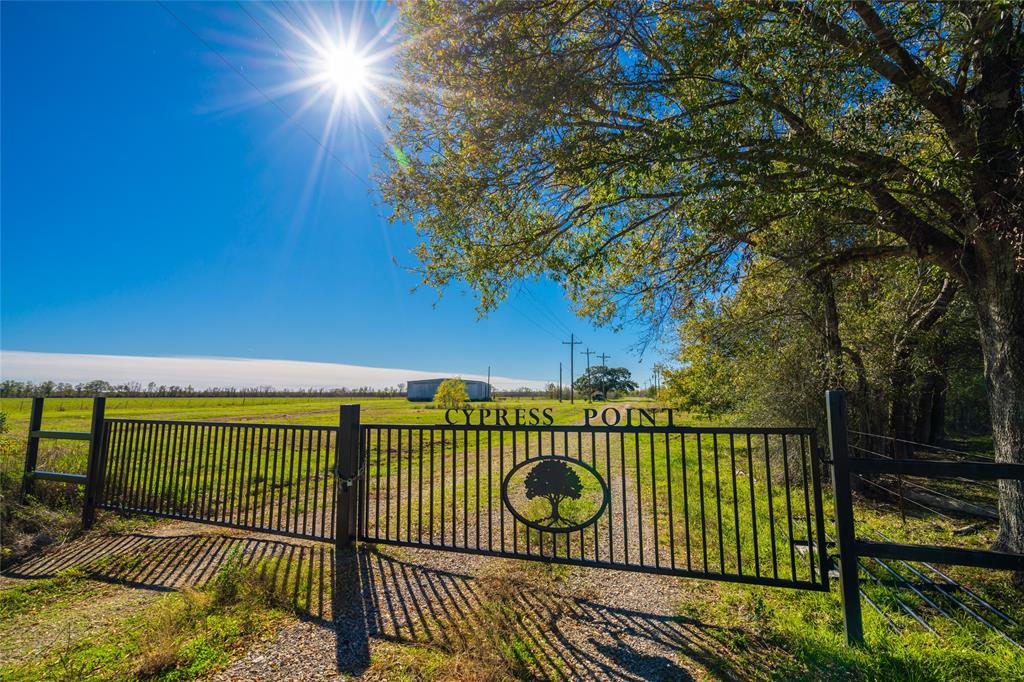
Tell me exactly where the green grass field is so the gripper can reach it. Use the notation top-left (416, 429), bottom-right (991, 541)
top-left (0, 396), bottom-right (587, 478)
top-left (1, 396), bottom-right (1022, 680)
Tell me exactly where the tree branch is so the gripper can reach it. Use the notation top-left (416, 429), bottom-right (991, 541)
top-left (807, 244), bottom-right (916, 275)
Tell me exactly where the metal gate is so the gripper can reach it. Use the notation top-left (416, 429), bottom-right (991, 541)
top-left (22, 399), bottom-right (830, 592)
top-left (359, 421), bottom-right (830, 590)
top-left (99, 418), bottom-right (343, 542)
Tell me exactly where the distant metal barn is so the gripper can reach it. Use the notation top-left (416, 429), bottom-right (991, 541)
top-left (406, 378), bottom-right (492, 401)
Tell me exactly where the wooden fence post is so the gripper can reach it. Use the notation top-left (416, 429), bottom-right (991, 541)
top-left (826, 389), bottom-right (864, 646)
top-left (336, 404), bottom-right (361, 551)
top-left (20, 397), bottom-right (44, 501)
top-left (82, 397), bottom-right (107, 529)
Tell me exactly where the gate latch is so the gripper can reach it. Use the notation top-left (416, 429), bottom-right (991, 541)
top-left (337, 466), bottom-right (363, 491)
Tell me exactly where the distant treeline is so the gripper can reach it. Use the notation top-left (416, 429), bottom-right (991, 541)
top-left (0, 379), bottom-right (549, 399)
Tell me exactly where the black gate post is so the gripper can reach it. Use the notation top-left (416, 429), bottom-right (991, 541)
top-left (82, 397), bottom-right (107, 530)
top-left (20, 397), bottom-right (44, 501)
top-left (826, 390), bottom-right (863, 645)
top-left (336, 404), bottom-right (361, 550)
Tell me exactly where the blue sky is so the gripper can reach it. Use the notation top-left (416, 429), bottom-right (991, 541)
top-left (1, 2), bottom-right (658, 388)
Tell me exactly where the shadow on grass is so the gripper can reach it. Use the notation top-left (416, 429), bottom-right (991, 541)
top-left (2, 527), bottom-right (787, 680)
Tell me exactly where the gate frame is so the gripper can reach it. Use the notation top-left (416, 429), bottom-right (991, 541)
top-left (20, 396), bottom-right (106, 530)
top-left (336, 404), bottom-right (361, 552)
top-left (355, 420), bottom-right (832, 591)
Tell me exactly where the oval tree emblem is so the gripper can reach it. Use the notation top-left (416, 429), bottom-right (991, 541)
top-left (501, 456), bottom-right (609, 533)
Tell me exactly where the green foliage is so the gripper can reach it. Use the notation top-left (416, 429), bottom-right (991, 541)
top-left (434, 378), bottom-right (469, 409)
top-left (0, 568), bottom-right (92, 618)
top-left (378, 6), bottom-right (1024, 549)
top-left (572, 366), bottom-right (637, 400)
top-left (659, 257), bottom-right (983, 434)
top-left (661, 353), bottom-right (737, 420)
top-left (382, 2), bottom-right (1021, 319)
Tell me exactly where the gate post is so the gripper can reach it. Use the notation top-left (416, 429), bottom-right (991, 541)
top-left (82, 397), bottom-right (107, 530)
top-left (826, 390), bottom-right (863, 646)
top-left (21, 397), bottom-right (44, 501)
top-left (336, 404), bottom-right (361, 550)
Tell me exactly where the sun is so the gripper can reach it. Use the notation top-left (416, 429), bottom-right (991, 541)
top-left (320, 44), bottom-right (369, 98)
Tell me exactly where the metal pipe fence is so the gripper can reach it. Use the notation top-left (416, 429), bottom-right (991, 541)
top-left (826, 389), bottom-right (1024, 646)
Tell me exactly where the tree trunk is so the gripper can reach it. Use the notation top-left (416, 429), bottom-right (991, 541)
top-left (843, 346), bottom-right (874, 433)
top-left (929, 375), bottom-right (947, 444)
top-left (914, 372), bottom-right (946, 445)
top-left (813, 272), bottom-right (845, 388)
top-left (886, 276), bottom-right (958, 456)
top-left (887, 360), bottom-right (914, 456)
top-left (966, 244), bottom-right (1024, 555)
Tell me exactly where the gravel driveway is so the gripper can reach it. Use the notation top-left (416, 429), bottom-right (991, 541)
top-left (211, 539), bottom-right (748, 681)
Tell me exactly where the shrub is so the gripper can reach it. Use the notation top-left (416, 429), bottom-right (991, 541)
top-left (435, 378), bottom-right (469, 409)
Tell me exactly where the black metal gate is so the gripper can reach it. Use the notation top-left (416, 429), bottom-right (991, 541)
top-left (99, 418), bottom-right (342, 542)
top-left (22, 399), bottom-right (830, 592)
top-left (358, 422), bottom-right (830, 590)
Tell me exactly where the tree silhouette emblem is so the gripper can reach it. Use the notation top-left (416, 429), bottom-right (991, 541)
top-left (501, 455), bottom-right (609, 533)
top-left (523, 459), bottom-right (584, 528)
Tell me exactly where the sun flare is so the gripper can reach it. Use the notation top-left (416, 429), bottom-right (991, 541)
top-left (321, 44), bottom-right (369, 97)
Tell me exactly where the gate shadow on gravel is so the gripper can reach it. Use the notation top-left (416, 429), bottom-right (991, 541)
top-left (1, 529), bottom-right (337, 624)
top-left (3, 530), bottom-right (777, 680)
top-left (2, 527), bottom-right (375, 676)
top-left (351, 545), bottom-right (776, 681)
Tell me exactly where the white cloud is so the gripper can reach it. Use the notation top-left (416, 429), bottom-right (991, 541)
top-left (0, 350), bottom-right (546, 391)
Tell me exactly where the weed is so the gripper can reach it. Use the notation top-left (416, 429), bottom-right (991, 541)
top-left (0, 568), bottom-right (92, 617)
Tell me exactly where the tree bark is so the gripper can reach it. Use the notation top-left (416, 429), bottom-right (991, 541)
top-left (813, 271), bottom-right (845, 389)
top-left (843, 346), bottom-right (875, 433)
top-left (966, 242), bottom-right (1024, 555)
top-left (888, 277), bottom-right (958, 454)
top-left (887, 359), bottom-right (914, 453)
top-left (913, 372), bottom-right (946, 445)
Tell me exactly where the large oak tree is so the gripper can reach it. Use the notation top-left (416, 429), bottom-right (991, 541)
top-left (380, 2), bottom-right (1024, 551)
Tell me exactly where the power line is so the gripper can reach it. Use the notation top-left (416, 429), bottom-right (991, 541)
top-left (274, 0), bottom-right (318, 39)
top-left (236, 1), bottom-right (308, 75)
top-left (157, 1), bottom-right (371, 189)
top-left (523, 287), bottom-right (572, 335)
top-left (506, 301), bottom-right (560, 341)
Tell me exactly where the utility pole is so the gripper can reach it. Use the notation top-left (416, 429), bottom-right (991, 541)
top-left (558, 362), bottom-right (563, 402)
top-left (597, 352), bottom-right (611, 366)
top-left (581, 348), bottom-right (595, 371)
top-left (562, 333), bottom-right (582, 404)
top-left (487, 366), bottom-right (491, 401)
